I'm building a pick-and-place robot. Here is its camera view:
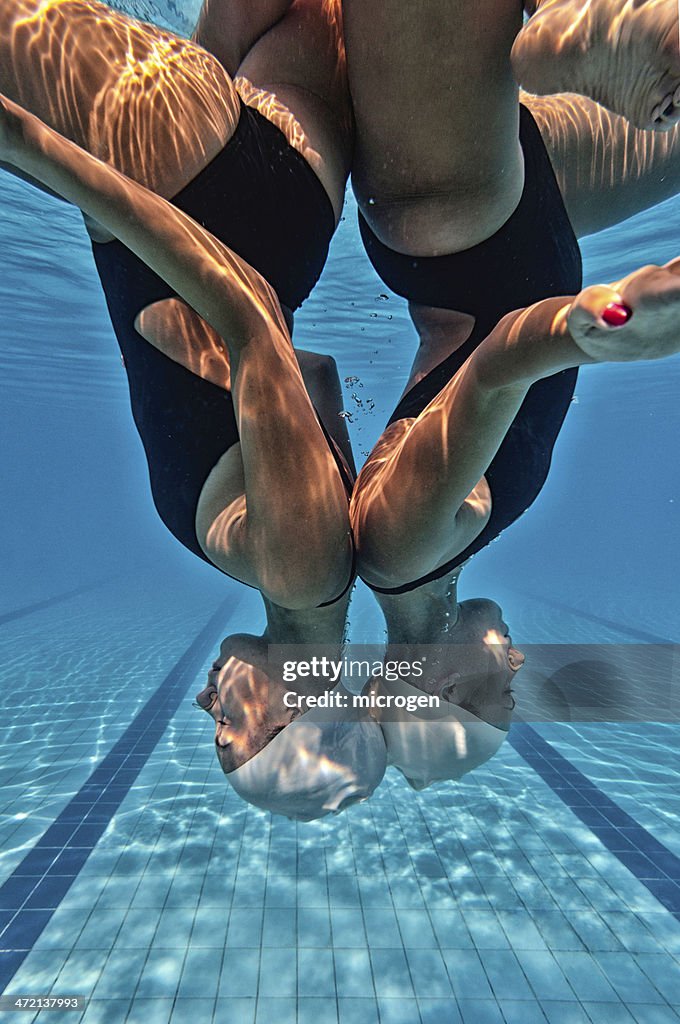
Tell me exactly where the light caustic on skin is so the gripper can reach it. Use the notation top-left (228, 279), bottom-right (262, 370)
top-left (5, 0), bottom-right (238, 194)
top-left (513, 0), bottom-right (680, 129)
top-left (526, 89), bottom-right (680, 201)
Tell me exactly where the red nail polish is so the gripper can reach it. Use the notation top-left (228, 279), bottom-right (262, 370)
top-left (601, 302), bottom-right (633, 327)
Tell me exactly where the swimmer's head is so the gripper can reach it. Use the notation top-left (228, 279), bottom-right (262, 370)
top-left (194, 634), bottom-right (387, 820)
top-left (194, 634), bottom-right (296, 774)
top-left (368, 597), bottom-right (525, 789)
top-left (377, 583), bottom-right (525, 730)
top-left (427, 598), bottom-right (525, 731)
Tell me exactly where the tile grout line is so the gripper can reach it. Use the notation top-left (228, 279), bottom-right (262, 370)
top-left (0, 595), bottom-right (238, 991)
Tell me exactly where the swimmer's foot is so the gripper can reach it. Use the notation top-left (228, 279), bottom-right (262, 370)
top-left (567, 258), bottom-right (680, 361)
top-left (512, 0), bottom-right (680, 129)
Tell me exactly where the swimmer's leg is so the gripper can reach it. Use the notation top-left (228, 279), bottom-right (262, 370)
top-left (525, 90), bottom-right (680, 237)
top-left (351, 262), bottom-right (680, 590)
top-left (192, 0), bottom-right (293, 76)
top-left (512, 0), bottom-right (680, 130)
top-left (135, 298), bottom-right (356, 474)
top-left (343, 0), bottom-right (525, 254)
top-left (1, 95), bottom-right (352, 606)
top-left (0, 0), bottom-right (240, 203)
top-left (136, 299), bottom-right (355, 605)
top-left (296, 350), bottom-right (357, 476)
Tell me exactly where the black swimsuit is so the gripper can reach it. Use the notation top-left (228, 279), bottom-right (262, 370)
top-left (359, 106), bottom-right (583, 594)
top-left (91, 100), bottom-right (352, 601)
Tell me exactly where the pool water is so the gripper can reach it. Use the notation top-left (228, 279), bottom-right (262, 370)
top-left (0, 2), bottom-right (679, 1022)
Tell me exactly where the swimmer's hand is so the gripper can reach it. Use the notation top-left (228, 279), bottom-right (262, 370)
top-left (567, 259), bottom-right (680, 362)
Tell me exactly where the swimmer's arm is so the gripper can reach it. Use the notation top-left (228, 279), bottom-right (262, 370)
top-left (0, 95), bottom-right (287, 346)
top-left (524, 91), bottom-right (680, 237)
top-left (352, 298), bottom-right (595, 588)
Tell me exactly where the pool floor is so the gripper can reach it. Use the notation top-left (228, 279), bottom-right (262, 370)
top-left (0, 575), bottom-right (679, 1024)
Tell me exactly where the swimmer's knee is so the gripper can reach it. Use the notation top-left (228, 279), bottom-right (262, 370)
top-left (297, 350), bottom-right (341, 388)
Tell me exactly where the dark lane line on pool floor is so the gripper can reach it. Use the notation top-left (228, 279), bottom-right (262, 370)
top-left (0, 595), bottom-right (237, 990)
top-left (510, 724), bottom-right (680, 920)
top-left (511, 590), bottom-right (677, 645)
top-left (0, 579), bottom-right (112, 628)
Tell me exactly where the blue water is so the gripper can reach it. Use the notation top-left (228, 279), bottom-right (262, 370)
top-left (1, 2), bottom-right (680, 1022)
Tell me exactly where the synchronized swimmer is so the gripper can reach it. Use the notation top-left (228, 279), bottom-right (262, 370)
top-left (2, 0), bottom-right (680, 812)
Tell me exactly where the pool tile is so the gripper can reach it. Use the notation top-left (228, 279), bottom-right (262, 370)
top-left (328, 876), bottom-right (361, 908)
top-left (261, 907), bottom-right (296, 949)
top-left (264, 877), bottom-right (297, 909)
top-left (255, 997), bottom-right (296, 1024)
top-left (225, 908), bottom-right (263, 949)
top-left (169, 998), bottom-right (215, 1024)
top-left (498, 1001), bottom-right (548, 1024)
top-left (297, 997), bottom-right (339, 1024)
top-left (440, 949), bottom-right (493, 1000)
top-left (600, 914), bottom-right (663, 954)
top-left (335, 949), bottom-right (375, 998)
top-left (297, 948), bottom-right (335, 998)
top-left (394, 909), bottom-right (437, 949)
top-left (389, 876), bottom-right (426, 911)
top-left (403, 948), bottom-right (452, 999)
top-left (212, 997), bottom-right (255, 1024)
top-left (481, 949), bottom-right (535, 1001)
top-left (418, 999), bottom-right (463, 1024)
top-left (429, 909), bottom-right (473, 949)
top-left (539, 1002), bottom-right (591, 1024)
top-left (634, 953), bottom-right (680, 1004)
top-left (513, 950), bottom-right (575, 1001)
top-left (297, 907), bottom-right (331, 948)
top-left (135, 948), bottom-right (184, 999)
top-left (566, 911), bottom-right (624, 952)
top-left (74, 908), bottom-right (126, 950)
top-left (356, 877), bottom-right (392, 909)
top-left (54, 947), bottom-right (108, 995)
top-left (150, 908), bottom-right (195, 950)
top-left (337, 998), bottom-right (379, 1024)
top-left (582, 1002), bottom-right (638, 1023)
top-left (629, 1007), bottom-right (680, 1024)
top-left (376, 998), bottom-right (420, 1024)
top-left (297, 877), bottom-right (328, 909)
top-left (258, 947), bottom-right (296, 998)
top-left (462, 909), bottom-right (510, 950)
top-left (177, 947), bottom-right (219, 999)
top-left (552, 951), bottom-right (620, 1002)
top-left (113, 908), bottom-right (161, 950)
top-left (4, 948), bottom-right (67, 996)
top-left (457, 999), bottom-right (506, 1024)
top-left (124, 998), bottom-right (176, 1023)
top-left (187, 907), bottom-right (228, 949)
top-left (93, 948), bottom-right (145, 1000)
top-left (362, 907), bottom-right (401, 949)
top-left (80, 998), bottom-right (132, 1024)
top-left (217, 948), bottom-right (259, 998)
top-left (532, 917), bottom-right (585, 954)
top-left (593, 952), bottom-right (666, 1004)
top-left (330, 909), bottom-right (366, 948)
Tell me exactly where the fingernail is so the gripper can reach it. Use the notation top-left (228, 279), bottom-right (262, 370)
top-left (601, 301), bottom-right (633, 327)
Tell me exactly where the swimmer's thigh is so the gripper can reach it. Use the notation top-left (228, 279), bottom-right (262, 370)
top-left (0, 0), bottom-right (240, 197)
